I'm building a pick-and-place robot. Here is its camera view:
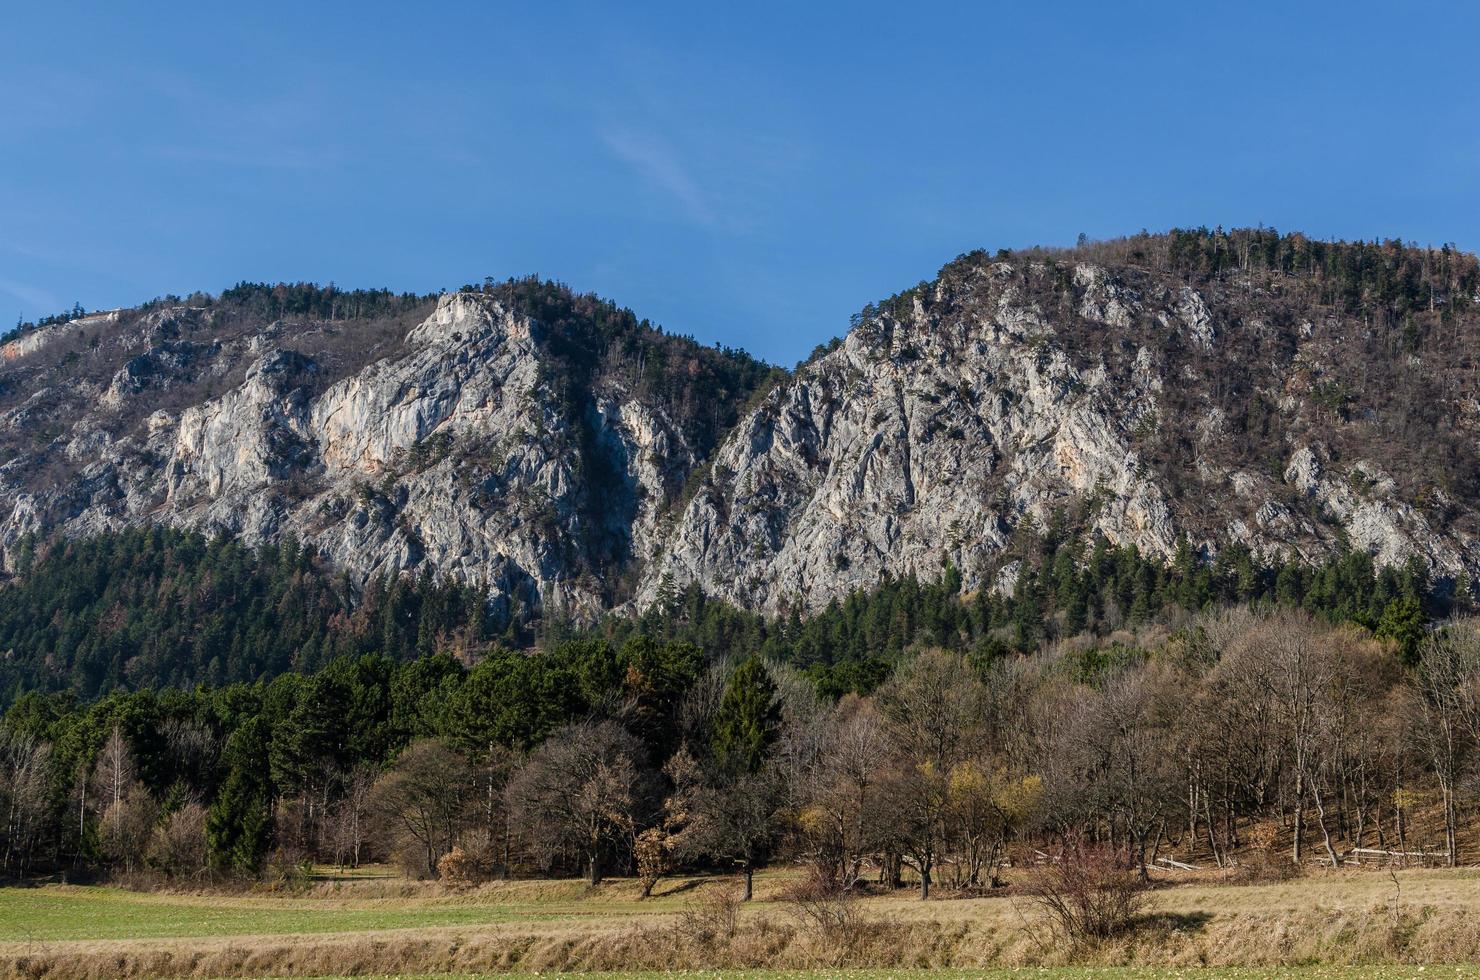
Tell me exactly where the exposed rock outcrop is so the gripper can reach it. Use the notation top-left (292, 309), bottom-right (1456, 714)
top-left (0, 292), bottom-right (703, 621)
top-left (4, 236), bottom-right (1480, 620)
top-left (648, 255), bottom-right (1480, 611)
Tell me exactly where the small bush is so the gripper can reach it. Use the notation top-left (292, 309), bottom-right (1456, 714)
top-left (1236, 822), bottom-right (1301, 883)
top-left (264, 846), bottom-right (314, 891)
top-left (437, 845), bottom-right (490, 886)
top-left (782, 865), bottom-right (882, 960)
top-left (1024, 836), bottom-right (1149, 947)
top-left (674, 883), bottom-right (743, 945)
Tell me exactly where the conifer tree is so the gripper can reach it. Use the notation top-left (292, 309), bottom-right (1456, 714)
top-left (207, 717), bottom-right (272, 876)
top-left (1378, 594), bottom-right (1427, 664)
top-left (711, 656), bottom-right (781, 776)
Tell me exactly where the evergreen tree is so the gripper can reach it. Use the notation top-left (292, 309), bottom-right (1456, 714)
top-left (207, 717), bottom-right (272, 876)
top-left (711, 656), bottom-right (781, 775)
top-left (1377, 594), bottom-right (1427, 664)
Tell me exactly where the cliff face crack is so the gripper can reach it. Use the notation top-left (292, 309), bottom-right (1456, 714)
top-left (896, 383), bottom-right (916, 512)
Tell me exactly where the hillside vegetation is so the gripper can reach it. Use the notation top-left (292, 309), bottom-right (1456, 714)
top-left (6, 231), bottom-right (1480, 979)
top-left (4, 229), bottom-right (1480, 627)
top-left (5, 594), bottom-right (1480, 896)
top-left (0, 517), bottom-right (1439, 701)
top-left (650, 228), bottom-right (1480, 613)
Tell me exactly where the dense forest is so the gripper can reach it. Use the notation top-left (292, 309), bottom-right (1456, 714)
top-left (0, 529), bottom-right (506, 702)
top-left (4, 229), bottom-right (1480, 892)
top-left (611, 529), bottom-right (1441, 699)
top-left (5, 597), bottom-right (1480, 896)
top-left (0, 523), bottom-right (1443, 706)
top-left (0, 522), bottom-right (1460, 891)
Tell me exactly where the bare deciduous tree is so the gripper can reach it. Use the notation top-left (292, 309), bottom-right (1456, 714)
top-left (0, 730), bottom-right (53, 876)
top-left (369, 740), bottom-right (476, 878)
top-left (88, 727), bottom-right (157, 873)
top-left (91, 726), bottom-right (135, 816)
top-left (878, 650), bottom-right (985, 899)
top-left (1412, 621), bottom-right (1480, 866)
top-left (671, 765), bottom-right (784, 901)
top-left (797, 695), bottom-right (892, 891)
top-left (329, 763), bottom-right (379, 870)
top-left (149, 801), bottom-right (208, 878)
top-left (506, 720), bottom-right (645, 886)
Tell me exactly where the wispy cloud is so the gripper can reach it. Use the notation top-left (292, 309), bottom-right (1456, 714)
top-left (0, 277), bottom-right (61, 315)
top-left (600, 126), bottom-right (717, 227)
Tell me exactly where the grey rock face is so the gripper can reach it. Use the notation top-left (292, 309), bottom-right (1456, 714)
top-left (4, 251), bottom-right (1479, 622)
top-left (0, 293), bottom-right (697, 621)
top-left (644, 263), bottom-right (1180, 612)
top-left (644, 259), bottom-right (1480, 611)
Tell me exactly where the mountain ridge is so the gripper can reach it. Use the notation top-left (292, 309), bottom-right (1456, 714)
top-left (648, 232), bottom-right (1480, 611)
top-left (3, 228), bottom-right (1478, 623)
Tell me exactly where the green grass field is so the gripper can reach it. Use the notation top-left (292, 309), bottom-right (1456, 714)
top-left (0, 886), bottom-right (476, 941)
top-left (0, 884), bottom-right (627, 941)
top-left (4, 869), bottom-right (1480, 978)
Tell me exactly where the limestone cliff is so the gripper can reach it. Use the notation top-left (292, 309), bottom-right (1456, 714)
top-left (4, 233), bottom-right (1479, 620)
top-left (647, 245), bottom-right (1480, 611)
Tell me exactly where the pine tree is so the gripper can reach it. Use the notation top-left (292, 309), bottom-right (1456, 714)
top-left (1377, 594), bottom-right (1427, 665)
top-left (711, 657), bottom-right (781, 775)
top-left (207, 717), bottom-right (272, 876)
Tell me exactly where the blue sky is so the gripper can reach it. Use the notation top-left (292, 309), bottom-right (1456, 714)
top-left (3, 2), bottom-right (1478, 364)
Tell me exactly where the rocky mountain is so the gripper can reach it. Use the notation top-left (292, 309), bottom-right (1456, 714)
top-left (4, 229), bottom-right (1480, 621)
top-left (0, 279), bottom-right (773, 622)
top-left (652, 232), bottom-right (1480, 611)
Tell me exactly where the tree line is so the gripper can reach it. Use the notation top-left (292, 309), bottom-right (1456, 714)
top-left (0, 522), bottom-right (1446, 706)
top-left (3, 281), bottom-right (439, 349)
top-left (1051, 227), bottom-right (1476, 322)
top-left (3, 302), bottom-right (90, 347)
top-left (853, 229), bottom-right (1478, 347)
top-left (597, 529), bottom-right (1440, 699)
top-left (7, 607), bottom-right (1480, 894)
top-left (217, 282), bottom-right (435, 323)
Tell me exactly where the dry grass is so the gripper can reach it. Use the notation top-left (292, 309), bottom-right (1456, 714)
top-left (294, 973), bottom-right (1480, 980)
top-left (2, 866), bottom-right (1480, 977)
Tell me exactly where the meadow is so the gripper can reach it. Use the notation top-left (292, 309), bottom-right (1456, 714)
top-left (4, 867), bottom-right (1480, 979)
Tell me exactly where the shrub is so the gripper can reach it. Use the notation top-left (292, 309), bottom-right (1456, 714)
top-left (264, 846), bottom-right (314, 891)
top-left (1237, 821), bottom-right (1300, 883)
top-left (1023, 836), bottom-right (1149, 946)
top-left (97, 787), bottom-right (158, 873)
top-left (148, 802), bottom-right (208, 879)
top-left (437, 845), bottom-right (491, 885)
top-left (673, 883), bottom-right (743, 945)
top-left (782, 865), bottom-right (878, 959)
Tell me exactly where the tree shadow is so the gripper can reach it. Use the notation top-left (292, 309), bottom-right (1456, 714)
top-left (3, 871), bottom-right (88, 888)
top-left (653, 876), bottom-right (724, 898)
top-left (1136, 909), bottom-right (1214, 934)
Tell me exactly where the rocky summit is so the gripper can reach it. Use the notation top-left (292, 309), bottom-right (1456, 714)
top-left (4, 229), bottom-right (1479, 620)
